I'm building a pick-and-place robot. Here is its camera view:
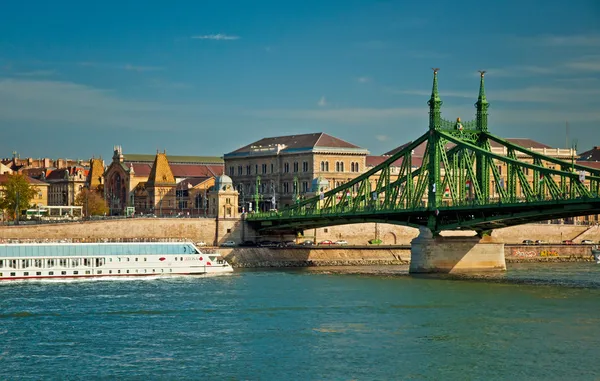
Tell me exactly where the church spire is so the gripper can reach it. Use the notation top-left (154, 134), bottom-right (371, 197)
top-left (428, 68), bottom-right (442, 130)
top-left (475, 70), bottom-right (489, 132)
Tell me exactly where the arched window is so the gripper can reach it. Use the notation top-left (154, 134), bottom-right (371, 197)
top-left (336, 162), bottom-right (340, 172)
top-left (325, 161), bottom-right (329, 171)
top-left (340, 162), bottom-right (344, 172)
top-left (351, 163), bottom-right (355, 172)
top-left (320, 161), bottom-right (325, 171)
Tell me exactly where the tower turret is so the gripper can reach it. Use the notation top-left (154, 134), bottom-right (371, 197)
top-left (428, 68), bottom-right (442, 130)
top-left (475, 71), bottom-right (489, 132)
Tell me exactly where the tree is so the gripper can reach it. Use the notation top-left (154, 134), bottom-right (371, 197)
top-left (75, 188), bottom-right (109, 217)
top-left (0, 173), bottom-right (38, 221)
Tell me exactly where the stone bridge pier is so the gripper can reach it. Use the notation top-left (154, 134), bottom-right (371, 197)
top-left (409, 227), bottom-right (506, 273)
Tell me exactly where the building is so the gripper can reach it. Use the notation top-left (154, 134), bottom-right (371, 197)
top-left (224, 132), bottom-right (369, 211)
top-left (44, 166), bottom-right (89, 206)
top-left (0, 174), bottom-right (49, 219)
top-left (1, 152), bottom-right (89, 173)
top-left (103, 146), bottom-right (224, 215)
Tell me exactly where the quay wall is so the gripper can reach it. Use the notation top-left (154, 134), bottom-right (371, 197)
top-left (504, 244), bottom-right (595, 262)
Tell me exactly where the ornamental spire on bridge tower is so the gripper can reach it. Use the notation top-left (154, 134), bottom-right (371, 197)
top-left (475, 70), bottom-right (489, 132)
top-left (428, 68), bottom-right (442, 130)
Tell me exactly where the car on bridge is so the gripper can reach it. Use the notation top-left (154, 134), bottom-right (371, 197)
top-left (220, 241), bottom-right (236, 247)
top-left (522, 240), bottom-right (534, 245)
top-left (318, 240), bottom-right (334, 245)
top-left (562, 240), bottom-right (574, 245)
top-left (335, 240), bottom-right (349, 245)
top-left (582, 239), bottom-right (595, 245)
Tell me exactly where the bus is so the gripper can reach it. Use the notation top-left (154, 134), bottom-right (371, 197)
top-left (23, 208), bottom-right (49, 220)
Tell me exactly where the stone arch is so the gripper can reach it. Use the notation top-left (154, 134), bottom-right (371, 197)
top-left (383, 232), bottom-right (397, 245)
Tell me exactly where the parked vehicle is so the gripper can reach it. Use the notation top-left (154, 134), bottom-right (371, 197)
top-left (522, 240), bottom-right (534, 245)
top-left (238, 241), bottom-right (257, 247)
top-left (369, 239), bottom-right (383, 245)
top-left (335, 240), bottom-right (348, 245)
top-left (534, 240), bottom-right (546, 245)
top-left (220, 241), bottom-right (236, 247)
top-left (581, 239), bottom-right (595, 245)
top-left (258, 241), bottom-right (278, 248)
top-left (301, 240), bottom-right (314, 246)
top-left (562, 240), bottom-right (574, 245)
top-left (319, 240), bottom-right (334, 245)
top-left (277, 241), bottom-right (296, 247)
top-left (196, 241), bottom-right (207, 247)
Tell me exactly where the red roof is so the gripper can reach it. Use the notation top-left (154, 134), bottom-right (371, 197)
top-left (579, 147), bottom-right (600, 162)
top-left (577, 161), bottom-right (600, 170)
top-left (383, 138), bottom-right (553, 157)
top-left (229, 132), bottom-right (364, 154)
top-left (127, 162), bottom-right (223, 178)
top-left (0, 174), bottom-right (48, 185)
top-left (366, 155), bottom-right (423, 168)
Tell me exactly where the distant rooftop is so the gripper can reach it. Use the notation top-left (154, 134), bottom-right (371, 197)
top-left (123, 154), bottom-right (224, 165)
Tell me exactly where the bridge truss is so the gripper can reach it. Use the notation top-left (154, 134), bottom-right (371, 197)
top-left (247, 71), bottom-right (600, 235)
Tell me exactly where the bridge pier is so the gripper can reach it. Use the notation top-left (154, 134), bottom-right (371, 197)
top-left (410, 227), bottom-right (506, 273)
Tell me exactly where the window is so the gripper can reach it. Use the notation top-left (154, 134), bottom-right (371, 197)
top-left (320, 161), bottom-right (325, 171)
top-left (284, 163), bottom-right (290, 173)
top-left (303, 161), bottom-right (309, 172)
top-left (498, 165), bottom-right (502, 175)
top-left (246, 165), bottom-right (251, 175)
top-left (229, 166), bottom-right (234, 175)
top-left (271, 163), bottom-right (274, 173)
top-left (293, 162), bottom-right (299, 172)
top-left (61, 271), bottom-right (67, 275)
top-left (36, 272), bottom-right (41, 276)
top-left (255, 164), bottom-right (258, 174)
top-left (302, 181), bottom-right (309, 192)
top-left (24, 272), bottom-right (29, 276)
top-left (73, 271), bottom-right (79, 275)
top-left (283, 182), bottom-right (289, 193)
top-left (238, 166), bottom-right (243, 175)
top-left (48, 271), bottom-right (54, 275)
top-left (351, 162), bottom-right (355, 172)
top-left (262, 164), bottom-right (267, 174)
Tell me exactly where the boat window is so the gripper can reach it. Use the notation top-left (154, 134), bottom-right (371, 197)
top-left (97, 270), bottom-right (102, 274)
top-left (36, 272), bottom-right (41, 276)
top-left (118, 257), bottom-right (121, 262)
top-left (61, 271), bottom-right (67, 275)
top-left (73, 271), bottom-right (79, 275)
top-left (59, 259), bottom-right (67, 267)
top-left (83, 258), bottom-right (91, 267)
top-left (24, 272), bottom-right (29, 276)
top-left (109, 258), bottom-right (113, 262)
top-left (135, 258), bottom-right (138, 262)
top-left (0, 260), bottom-right (3, 268)
top-left (72, 259), bottom-right (79, 267)
top-left (96, 258), bottom-right (104, 267)
top-left (175, 257), bottom-right (177, 261)
top-left (180, 257), bottom-right (183, 261)
top-left (48, 271), bottom-right (54, 275)
top-left (85, 271), bottom-right (90, 275)
top-left (118, 270), bottom-right (121, 274)
top-left (35, 259), bottom-right (42, 267)
top-left (9, 260), bottom-right (17, 269)
top-left (109, 270), bottom-right (112, 274)
top-left (144, 258), bottom-right (147, 261)
top-left (127, 258), bottom-right (130, 262)
top-left (126, 270), bottom-right (130, 274)
top-left (47, 259), bottom-right (55, 268)
top-left (10, 272), bottom-right (15, 276)
top-left (22, 259), bottom-right (29, 268)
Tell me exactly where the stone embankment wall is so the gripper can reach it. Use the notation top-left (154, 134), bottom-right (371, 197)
top-left (1, 219), bottom-right (599, 245)
top-left (219, 247), bottom-right (410, 267)
top-left (505, 244), bottom-right (595, 262)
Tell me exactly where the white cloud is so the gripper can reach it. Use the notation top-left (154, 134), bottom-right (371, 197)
top-left (565, 55), bottom-right (600, 72)
top-left (375, 135), bottom-right (388, 142)
top-left (357, 77), bottom-right (370, 84)
top-left (0, 78), bottom-right (208, 131)
top-left (15, 70), bottom-right (56, 77)
top-left (537, 34), bottom-right (600, 47)
top-left (79, 62), bottom-right (163, 72)
top-left (317, 96), bottom-right (327, 107)
top-left (191, 34), bottom-right (240, 41)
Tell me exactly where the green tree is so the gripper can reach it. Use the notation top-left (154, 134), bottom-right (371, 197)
top-left (75, 188), bottom-right (109, 217)
top-left (0, 173), bottom-right (38, 221)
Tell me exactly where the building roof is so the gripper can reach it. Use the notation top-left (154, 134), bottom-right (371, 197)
top-left (0, 174), bottom-right (48, 186)
top-left (383, 138), bottom-right (554, 157)
top-left (123, 154), bottom-right (223, 165)
top-left (146, 153), bottom-right (175, 186)
top-left (88, 158), bottom-right (105, 190)
top-left (577, 161), bottom-right (600, 170)
top-left (366, 155), bottom-right (423, 168)
top-left (226, 132), bottom-right (368, 156)
top-left (578, 146), bottom-right (600, 162)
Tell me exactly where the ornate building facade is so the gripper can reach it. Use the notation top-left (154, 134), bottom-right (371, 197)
top-left (224, 132), bottom-right (369, 211)
top-left (103, 146), bottom-right (224, 215)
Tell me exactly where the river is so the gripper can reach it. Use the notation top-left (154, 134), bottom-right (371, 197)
top-left (1, 263), bottom-right (599, 380)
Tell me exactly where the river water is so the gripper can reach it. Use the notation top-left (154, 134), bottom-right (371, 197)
top-left (1, 263), bottom-right (599, 380)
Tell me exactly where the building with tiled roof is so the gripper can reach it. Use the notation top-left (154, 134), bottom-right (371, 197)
top-left (103, 146), bottom-right (223, 215)
top-left (0, 174), bottom-right (49, 213)
top-left (224, 132), bottom-right (369, 210)
top-left (578, 146), bottom-right (600, 162)
top-left (87, 158), bottom-right (105, 193)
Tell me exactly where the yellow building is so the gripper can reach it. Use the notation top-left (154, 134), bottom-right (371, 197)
top-left (0, 174), bottom-right (49, 213)
top-left (103, 146), bottom-right (224, 216)
top-left (224, 132), bottom-right (369, 211)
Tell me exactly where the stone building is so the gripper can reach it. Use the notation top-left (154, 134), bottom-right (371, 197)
top-left (103, 146), bottom-right (223, 215)
top-left (44, 166), bottom-right (88, 206)
top-left (208, 175), bottom-right (239, 219)
top-left (224, 132), bottom-right (369, 211)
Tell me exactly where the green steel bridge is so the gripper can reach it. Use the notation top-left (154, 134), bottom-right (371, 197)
top-left (246, 70), bottom-right (600, 235)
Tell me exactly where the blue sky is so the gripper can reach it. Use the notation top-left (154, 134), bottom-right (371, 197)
top-left (1, 0), bottom-right (599, 160)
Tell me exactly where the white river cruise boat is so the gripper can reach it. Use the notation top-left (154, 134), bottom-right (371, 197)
top-left (0, 241), bottom-right (233, 281)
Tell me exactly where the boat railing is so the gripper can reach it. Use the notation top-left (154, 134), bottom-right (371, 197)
top-left (0, 238), bottom-right (195, 244)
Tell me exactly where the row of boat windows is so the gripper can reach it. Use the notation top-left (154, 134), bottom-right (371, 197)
top-left (0, 269), bottom-right (177, 277)
top-left (0, 244), bottom-right (200, 257)
top-left (0, 257), bottom-right (195, 269)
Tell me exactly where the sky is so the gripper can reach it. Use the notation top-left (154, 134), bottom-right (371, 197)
top-left (1, 0), bottom-right (599, 161)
